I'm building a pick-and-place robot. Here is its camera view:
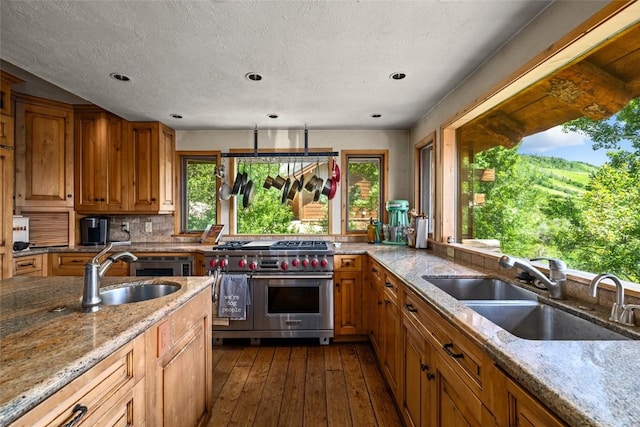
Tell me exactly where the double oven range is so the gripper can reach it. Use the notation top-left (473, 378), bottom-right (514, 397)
top-left (205, 240), bottom-right (334, 345)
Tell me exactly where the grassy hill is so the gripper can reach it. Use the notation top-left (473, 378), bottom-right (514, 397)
top-left (520, 154), bottom-right (599, 198)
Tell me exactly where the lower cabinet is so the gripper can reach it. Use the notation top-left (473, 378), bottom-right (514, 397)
top-left (367, 255), bottom-right (562, 427)
top-left (334, 254), bottom-right (365, 338)
top-left (10, 334), bottom-right (146, 426)
top-left (13, 254), bottom-right (46, 276)
top-left (145, 288), bottom-right (213, 427)
top-left (48, 252), bottom-right (129, 276)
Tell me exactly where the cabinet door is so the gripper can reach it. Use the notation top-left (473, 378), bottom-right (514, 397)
top-left (158, 124), bottom-right (175, 212)
top-left (383, 293), bottom-right (401, 401)
top-left (432, 352), bottom-right (482, 427)
top-left (146, 289), bottom-right (213, 427)
top-left (0, 113), bottom-right (14, 148)
top-left (403, 319), bottom-right (432, 427)
top-left (15, 100), bottom-right (73, 207)
top-left (130, 122), bottom-right (160, 212)
top-left (0, 144), bottom-right (13, 280)
top-left (334, 271), bottom-right (363, 336)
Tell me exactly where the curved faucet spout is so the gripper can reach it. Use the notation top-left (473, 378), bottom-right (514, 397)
top-left (498, 255), bottom-right (567, 299)
top-left (590, 273), bottom-right (626, 322)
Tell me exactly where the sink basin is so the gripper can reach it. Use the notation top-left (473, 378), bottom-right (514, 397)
top-left (466, 301), bottom-right (630, 341)
top-left (423, 276), bottom-right (537, 300)
top-left (100, 282), bottom-right (181, 305)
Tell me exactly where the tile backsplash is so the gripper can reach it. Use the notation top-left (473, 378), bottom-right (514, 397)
top-left (107, 215), bottom-right (199, 244)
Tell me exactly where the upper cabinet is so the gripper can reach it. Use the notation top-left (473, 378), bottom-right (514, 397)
top-left (129, 122), bottom-right (175, 214)
top-left (14, 95), bottom-right (74, 208)
top-left (75, 115), bottom-right (175, 214)
top-left (74, 108), bottom-right (128, 213)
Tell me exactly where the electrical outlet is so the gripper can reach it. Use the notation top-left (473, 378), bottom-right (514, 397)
top-left (121, 222), bottom-right (129, 232)
top-left (145, 222), bottom-right (153, 233)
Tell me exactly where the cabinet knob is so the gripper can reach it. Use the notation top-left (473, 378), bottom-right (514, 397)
top-left (405, 303), bottom-right (418, 313)
top-left (151, 198), bottom-right (157, 202)
top-left (67, 194), bottom-right (73, 198)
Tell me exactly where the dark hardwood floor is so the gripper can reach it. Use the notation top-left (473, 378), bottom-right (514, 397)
top-left (207, 341), bottom-right (403, 427)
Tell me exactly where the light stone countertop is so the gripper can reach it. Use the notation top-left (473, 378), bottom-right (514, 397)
top-left (0, 275), bottom-right (213, 425)
top-left (357, 245), bottom-right (640, 427)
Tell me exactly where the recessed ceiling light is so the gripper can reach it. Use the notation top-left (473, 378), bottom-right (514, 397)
top-left (267, 113), bottom-right (279, 119)
top-left (169, 114), bottom-right (183, 119)
top-left (246, 72), bottom-right (263, 81)
top-left (109, 73), bottom-right (130, 82)
top-left (389, 72), bottom-right (406, 80)
top-left (371, 114), bottom-right (382, 118)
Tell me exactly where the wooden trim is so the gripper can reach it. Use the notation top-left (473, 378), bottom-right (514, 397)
top-left (413, 132), bottom-right (436, 219)
top-left (446, 1), bottom-right (638, 129)
top-left (12, 92), bottom-right (74, 111)
top-left (340, 150), bottom-right (389, 235)
top-left (438, 128), bottom-right (456, 243)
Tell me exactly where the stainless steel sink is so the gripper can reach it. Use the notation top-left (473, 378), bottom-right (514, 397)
top-left (466, 301), bottom-right (630, 340)
top-left (100, 282), bottom-right (181, 305)
top-left (423, 276), bottom-right (537, 300)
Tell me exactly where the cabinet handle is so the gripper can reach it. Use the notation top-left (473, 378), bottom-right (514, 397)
top-left (335, 283), bottom-right (340, 288)
top-left (420, 363), bottom-right (429, 371)
top-left (371, 267), bottom-right (378, 272)
top-left (151, 198), bottom-right (157, 202)
top-left (405, 303), bottom-right (418, 313)
top-left (384, 282), bottom-right (393, 288)
top-left (63, 404), bottom-right (88, 427)
top-left (17, 261), bottom-right (35, 268)
top-left (443, 343), bottom-right (464, 359)
top-left (67, 194), bottom-right (73, 198)
top-left (377, 301), bottom-right (382, 305)
top-left (384, 299), bottom-right (391, 305)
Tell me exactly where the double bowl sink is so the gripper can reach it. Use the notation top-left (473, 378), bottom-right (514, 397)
top-left (423, 277), bottom-right (630, 341)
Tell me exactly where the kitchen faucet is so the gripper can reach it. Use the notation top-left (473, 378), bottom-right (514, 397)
top-left (81, 242), bottom-right (138, 313)
top-left (498, 255), bottom-right (567, 299)
top-left (589, 273), bottom-right (634, 324)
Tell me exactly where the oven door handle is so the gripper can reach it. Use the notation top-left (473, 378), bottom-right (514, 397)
top-left (251, 274), bottom-right (333, 280)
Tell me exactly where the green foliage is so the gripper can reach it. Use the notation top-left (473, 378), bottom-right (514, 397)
top-left (185, 161), bottom-right (217, 231)
top-left (347, 158), bottom-right (381, 230)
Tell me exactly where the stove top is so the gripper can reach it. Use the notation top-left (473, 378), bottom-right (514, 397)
top-left (214, 240), bottom-right (330, 251)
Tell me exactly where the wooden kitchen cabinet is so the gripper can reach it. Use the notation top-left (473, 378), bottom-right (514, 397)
top-left (48, 252), bottom-right (129, 276)
top-left (145, 286), bottom-right (213, 427)
top-left (382, 271), bottom-right (402, 402)
top-left (334, 254), bottom-right (366, 339)
top-left (74, 108), bottom-right (128, 213)
top-left (13, 254), bottom-right (46, 277)
top-left (0, 121), bottom-right (13, 280)
top-left (367, 257), bottom-right (384, 357)
top-left (493, 369), bottom-right (566, 427)
top-left (10, 334), bottom-right (146, 427)
top-left (14, 95), bottom-right (74, 208)
top-left (129, 122), bottom-right (175, 213)
top-left (403, 314), bottom-right (432, 427)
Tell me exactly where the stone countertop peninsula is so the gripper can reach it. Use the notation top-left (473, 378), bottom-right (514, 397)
top-left (0, 275), bottom-right (213, 425)
top-left (356, 245), bottom-right (640, 427)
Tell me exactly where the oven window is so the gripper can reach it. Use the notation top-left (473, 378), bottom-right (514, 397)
top-left (267, 287), bottom-right (320, 314)
top-left (133, 267), bottom-right (175, 276)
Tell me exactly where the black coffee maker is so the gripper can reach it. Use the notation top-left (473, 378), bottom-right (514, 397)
top-left (81, 217), bottom-right (109, 246)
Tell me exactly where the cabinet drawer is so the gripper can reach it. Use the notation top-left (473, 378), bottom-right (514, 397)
top-left (11, 336), bottom-right (144, 427)
top-left (382, 271), bottom-right (400, 303)
top-left (334, 254), bottom-right (362, 271)
top-left (368, 258), bottom-right (383, 284)
top-left (49, 253), bottom-right (129, 276)
top-left (13, 254), bottom-right (44, 276)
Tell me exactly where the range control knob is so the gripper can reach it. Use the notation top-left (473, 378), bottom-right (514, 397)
top-left (281, 261), bottom-right (289, 271)
top-left (311, 258), bottom-right (319, 268)
top-left (292, 258), bottom-right (300, 267)
top-left (301, 258), bottom-right (310, 268)
top-left (320, 257), bottom-right (328, 268)
top-left (209, 259), bottom-right (217, 268)
top-left (238, 258), bottom-right (247, 268)
top-left (249, 261), bottom-right (258, 271)
top-left (219, 258), bottom-right (228, 268)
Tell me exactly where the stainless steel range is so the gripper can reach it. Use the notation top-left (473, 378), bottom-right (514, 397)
top-left (205, 240), bottom-right (334, 345)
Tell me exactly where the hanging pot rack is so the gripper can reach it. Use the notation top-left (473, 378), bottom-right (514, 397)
top-left (220, 126), bottom-right (338, 160)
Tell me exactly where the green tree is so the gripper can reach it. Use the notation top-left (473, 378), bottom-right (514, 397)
top-left (186, 161), bottom-right (217, 231)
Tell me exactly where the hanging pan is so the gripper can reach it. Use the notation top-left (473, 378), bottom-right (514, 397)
top-left (231, 160), bottom-right (244, 195)
top-left (243, 163), bottom-right (255, 208)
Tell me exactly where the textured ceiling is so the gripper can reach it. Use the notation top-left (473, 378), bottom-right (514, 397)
top-left (0, 1), bottom-right (552, 130)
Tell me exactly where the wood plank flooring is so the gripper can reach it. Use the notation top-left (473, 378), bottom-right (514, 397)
top-left (208, 341), bottom-right (403, 427)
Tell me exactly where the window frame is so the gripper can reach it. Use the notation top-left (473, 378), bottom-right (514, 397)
top-left (414, 133), bottom-right (435, 237)
top-left (175, 151), bottom-right (221, 236)
top-left (341, 150), bottom-right (389, 235)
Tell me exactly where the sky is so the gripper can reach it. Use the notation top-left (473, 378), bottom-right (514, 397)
top-left (517, 125), bottom-right (632, 166)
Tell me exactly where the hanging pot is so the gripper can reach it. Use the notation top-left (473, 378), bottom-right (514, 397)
top-left (243, 163), bottom-right (255, 208)
top-left (219, 180), bottom-right (233, 201)
top-left (281, 161), bottom-right (291, 204)
top-left (332, 161), bottom-right (341, 183)
top-left (231, 161), bottom-right (244, 195)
